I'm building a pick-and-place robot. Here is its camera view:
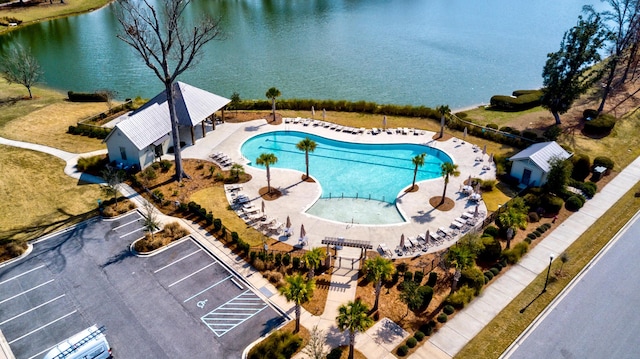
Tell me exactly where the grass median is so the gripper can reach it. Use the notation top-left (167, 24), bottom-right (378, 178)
top-left (456, 183), bottom-right (640, 359)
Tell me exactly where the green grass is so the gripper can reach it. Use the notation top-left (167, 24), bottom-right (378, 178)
top-left (0, 0), bottom-right (112, 36)
top-left (456, 183), bottom-right (640, 359)
top-left (459, 106), bottom-right (548, 128)
top-left (0, 145), bottom-right (103, 243)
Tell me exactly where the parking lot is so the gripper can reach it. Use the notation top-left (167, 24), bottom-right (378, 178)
top-left (0, 212), bottom-right (286, 358)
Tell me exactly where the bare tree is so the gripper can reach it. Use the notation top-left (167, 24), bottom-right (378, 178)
top-left (115, 0), bottom-right (223, 182)
top-left (0, 44), bottom-right (43, 99)
top-left (142, 201), bottom-right (161, 240)
top-left (302, 325), bottom-right (329, 359)
top-left (97, 89), bottom-right (118, 112)
top-left (101, 166), bottom-right (125, 210)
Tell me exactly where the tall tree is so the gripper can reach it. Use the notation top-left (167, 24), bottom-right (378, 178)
top-left (497, 207), bottom-right (527, 249)
top-left (302, 247), bottom-right (324, 279)
top-left (399, 280), bottom-right (422, 316)
top-left (256, 152), bottom-right (278, 194)
top-left (265, 87), bottom-right (281, 122)
top-left (230, 163), bottom-right (244, 181)
top-left (296, 137), bottom-right (317, 180)
top-left (544, 156), bottom-right (573, 195)
top-left (279, 274), bottom-right (315, 333)
top-left (436, 105), bottom-right (450, 139)
top-left (410, 153), bottom-right (426, 191)
top-left (363, 256), bottom-right (395, 313)
top-left (0, 44), bottom-right (43, 99)
top-left (584, 2), bottom-right (640, 112)
top-left (540, 14), bottom-right (608, 124)
top-left (445, 245), bottom-right (476, 293)
top-left (336, 298), bottom-right (373, 359)
top-left (439, 162), bottom-right (460, 205)
top-left (115, 0), bottom-right (223, 182)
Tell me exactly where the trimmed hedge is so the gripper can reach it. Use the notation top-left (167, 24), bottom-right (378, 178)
top-left (489, 90), bottom-right (543, 111)
top-left (414, 331), bottom-right (425, 341)
top-left (541, 194), bottom-right (563, 214)
top-left (446, 285), bottom-right (476, 308)
top-left (583, 113), bottom-right (616, 135)
top-left (68, 91), bottom-right (108, 102)
top-left (565, 194), bottom-right (586, 211)
top-left (427, 272), bottom-right (438, 287)
top-left (593, 156), bottom-right (614, 170)
top-left (437, 313), bottom-right (448, 323)
top-left (397, 345), bottom-right (409, 356)
top-left (406, 337), bottom-right (418, 348)
top-left (502, 241), bottom-right (530, 264)
top-left (443, 304), bottom-right (455, 315)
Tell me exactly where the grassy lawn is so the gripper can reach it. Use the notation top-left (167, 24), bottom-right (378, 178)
top-left (0, 145), bottom-right (102, 243)
top-left (0, 0), bottom-right (112, 36)
top-left (456, 183), bottom-right (640, 359)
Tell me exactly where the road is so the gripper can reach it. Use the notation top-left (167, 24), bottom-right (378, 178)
top-left (502, 211), bottom-right (640, 359)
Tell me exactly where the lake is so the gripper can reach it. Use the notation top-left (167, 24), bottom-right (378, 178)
top-left (0, 0), bottom-right (601, 109)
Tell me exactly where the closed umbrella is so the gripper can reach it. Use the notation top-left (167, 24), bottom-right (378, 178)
top-left (488, 153), bottom-right (494, 164)
top-left (400, 233), bottom-right (405, 249)
top-left (286, 215), bottom-right (291, 229)
top-left (426, 229), bottom-right (431, 243)
top-left (299, 224), bottom-right (307, 244)
top-left (467, 174), bottom-right (472, 185)
top-left (474, 204), bottom-right (479, 217)
top-left (311, 106), bottom-right (315, 117)
top-left (261, 200), bottom-right (266, 215)
top-left (482, 144), bottom-right (487, 155)
top-left (383, 115), bottom-right (387, 130)
top-left (463, 127), bottom-right (467, 141)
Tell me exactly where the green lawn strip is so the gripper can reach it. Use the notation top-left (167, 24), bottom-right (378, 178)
top-left (0, 81), bottom-right (65, 129)
top-left (0, 0), bottom-right (113, 36)
top-left (0, 145), bottom-right (102, 243)
top-left (455, 184), bottom-right (640, 359)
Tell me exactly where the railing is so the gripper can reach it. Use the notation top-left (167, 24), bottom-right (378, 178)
top-left (321, 192), bottom-right (388, 203)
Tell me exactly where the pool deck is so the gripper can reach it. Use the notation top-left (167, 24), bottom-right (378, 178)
top-left (181, 118), bottom-right (496, 258)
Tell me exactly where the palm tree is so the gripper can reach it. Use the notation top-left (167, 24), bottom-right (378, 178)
top-left (445, 245), bottom-right (475, 293)
top-left (399, 280), bottom-right (421, 316)
top-left (436, 105), bottom-right (450, 139)
top-left (337, 298), bottom-right (374, 359)
top-left (410, 153), bottom-right (426, 191)
top-left (256, 153), bottom-right (278, 194)
top-left (296, 137), bottom-right (317, 180)
top-left (265, 87), bottom-right (281, 122)
top-left (302, 247), bottom-right (324, 279)
top-left (498, 207), bottom-right (527, 249)
top-left (363, 256), bottom-right (395, 312)
top-left (230, 163), bottom-right (244, 181)
top-left (279, 274), bottom-right (315, 333)
top-left (440, 162), bottom-right (460, 205)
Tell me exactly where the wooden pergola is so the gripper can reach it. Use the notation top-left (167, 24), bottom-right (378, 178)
top-left (322, 237), bottom-right (373, 261)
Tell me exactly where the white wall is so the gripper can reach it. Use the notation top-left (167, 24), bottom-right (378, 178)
top-left (510, 160), bottom-right (545, 187)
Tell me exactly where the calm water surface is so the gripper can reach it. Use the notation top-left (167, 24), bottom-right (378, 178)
top-left (0, 0), bottom-right (601, 108)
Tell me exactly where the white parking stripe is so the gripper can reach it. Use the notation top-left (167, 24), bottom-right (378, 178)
top-left (119, 227), bottom-right (144, 238)
top-left (0, 294), bottom-right (65, 325)
top-left (183, 275), bottom-right (232, 303)
top-left (0, 265), bottom-right (45, 286)
top-left (0, 279), bottom-right (54, 305)
top-left (168, 262), bottom-right (216, 288)
top-left (111, 218), bottom-right (140, 231)
top-left (154, 249), bottom-right (202, 273)
top-left (8, 310), bottom-right (77, 344)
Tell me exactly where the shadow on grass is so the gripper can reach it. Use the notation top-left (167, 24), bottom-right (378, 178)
top-left (0, 208), bottom-right (98, 243)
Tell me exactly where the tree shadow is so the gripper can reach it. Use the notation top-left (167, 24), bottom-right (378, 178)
top-left (0, 208), bottom-right (97, 243)
top-left (260, 316), bottom-right (286, 337)
top-left (100, 247), bottom-right (135, 268)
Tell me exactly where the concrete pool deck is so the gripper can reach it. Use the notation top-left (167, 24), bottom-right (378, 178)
top-left (181, 118), bottom-right (496, 258)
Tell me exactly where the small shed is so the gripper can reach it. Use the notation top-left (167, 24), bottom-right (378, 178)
top-left (509, 141), bottom-right (572, 187)
top-left (104, 82), bottom-right (229, 170)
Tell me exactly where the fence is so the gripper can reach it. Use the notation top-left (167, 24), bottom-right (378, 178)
top-left (77, 100), bottom-right (133, 131)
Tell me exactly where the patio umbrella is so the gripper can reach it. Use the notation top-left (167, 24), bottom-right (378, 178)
top-left (383, 115), bottom-right (387, 130)
top-left (311, 106), bottom-right (315, 117)
top-left (322, 108), bottom-right (326, 121)
top-left (463, 127), bottom-right (467, 141)
top-left (300, 224), bottom-right (307, 240)
top-left (426, 229), bottom-right (430, 243)
top-left (474, 204), bottom-right (479, 217)
top-left (400, 233), bottom-right (405, 248)
top-left (261, 200), bottom-right (266, 215)
top-left (467, 174), bottom-right (472, 185)
top-left (286, 215), bottom-right (291, 229)
top-left (482, 144), bottom-right (487, 155)
top-left (488, 153), bottom-right (494, 164)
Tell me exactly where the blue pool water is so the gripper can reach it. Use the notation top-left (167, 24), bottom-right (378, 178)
top-left (241, 131), bottom-right (451, 205)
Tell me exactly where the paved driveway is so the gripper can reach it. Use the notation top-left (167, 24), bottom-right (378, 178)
top-left (0, 212), bottom-right (285, 359)
top-left (503, 212), bottom-right (640, 359)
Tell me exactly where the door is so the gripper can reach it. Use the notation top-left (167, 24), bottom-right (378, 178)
top-left (522, 168), bottom-right (532, 186)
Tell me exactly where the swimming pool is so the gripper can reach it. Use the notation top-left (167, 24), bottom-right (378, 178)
top-left (241, 131), bottom-right (452, 223)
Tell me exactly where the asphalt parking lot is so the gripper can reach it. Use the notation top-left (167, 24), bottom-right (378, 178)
top-left (0, 212), bottom-right (285, 358)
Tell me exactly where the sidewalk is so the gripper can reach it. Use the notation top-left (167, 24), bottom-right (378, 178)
top-left (412, 155), bottom-right (640, 359)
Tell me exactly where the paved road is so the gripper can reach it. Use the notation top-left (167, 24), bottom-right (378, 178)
top-left (502, 211), bottom-right (640, 359)
top-left (0, 212), bottom-right (284, 359)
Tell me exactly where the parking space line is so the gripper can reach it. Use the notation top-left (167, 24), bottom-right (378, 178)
top-left (153, 249), bottom-right (202, 273)
top-left (119, 227), bottom-right (144, 238)
top-left (0, 294), bottom-right (66, 325)
top-left (201, 291), bottom-right (268, 337)
top-left (0, 279), bottom-right (54, 305)
top-left (0, 265), bottom-right (45, 286)
top-left (183, 275), bottom-right (232, 303)
top-left (168, 262), bottom-right (217, 288)
top-left (8, 310), bottom-right (77, 344)
top-left (111, 218), bottom-right (140, 231)
top-left (230, 278), bottom-right (243, 289)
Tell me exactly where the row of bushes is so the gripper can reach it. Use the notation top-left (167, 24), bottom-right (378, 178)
top-left (0, 16), bottom-right (22, 26)
top-left (489, 90), bottom-right (543, 111)
top-left (68, 125), bottom-right (111, 139)
top-left (583, 112), bottom-right (617, 136)
top-left (447, 114), bottom-right (537, 149)
top-left (525, 223), bottom-right (553, 243)
top-left (68, 91), bottom-right (109, 102)
top-left (397, 326), bottom-right (430, 356)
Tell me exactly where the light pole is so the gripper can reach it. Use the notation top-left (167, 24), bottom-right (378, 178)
top-left (542, 253), bottom-right (554, 293)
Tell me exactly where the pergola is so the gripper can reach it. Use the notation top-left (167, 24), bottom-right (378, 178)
top-left (322, 237), bottom-right (373, 261)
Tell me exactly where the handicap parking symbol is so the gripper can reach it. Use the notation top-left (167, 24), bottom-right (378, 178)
top-left (197, 299), bottom-right (208, 309)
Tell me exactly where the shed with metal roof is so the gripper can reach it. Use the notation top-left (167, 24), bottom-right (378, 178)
top-left (509, 141), bottom-right (572, 187)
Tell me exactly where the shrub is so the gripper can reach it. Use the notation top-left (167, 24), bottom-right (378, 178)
top-left (282, 253), bottom-right (291, 267)
top-left (397, 345), bottom-right (409, 356)
top-left (141, 166), bottom-right (157, 183)
top-left (583, 113), bottom-right (616, 135)
top-left (484, 271), bottom-right (494, 281)
top-left (543, 125), bottom-right (562, 141)
top-left (413, 271), bottom-right (424, 284)
top-left (267, 271), bottom-right (283, 284)
top-left (541, 194), bottom-right (563, 214)
top-left (163, 222), bottom-right (188, 240)
top-left (396, 262), bottom-right (409, 274)
top-left (503, 241), bottom-right (530, 264)
top-left (406, 337), bottom-right (418, 348)
top-left (480, 179), bottom-right (496, 191)
top-left (292, 256), bottom-right (301, 269)
top-left (68, 91), bottom-right (108, 102)
top-left (404, 271), bottom-right (413, 283)
top-left (443, 305), bottom-right (455, 315)
top-left (483, 225), bottom-right (500, 238)
top-left (581, 181), bottom-right (597, 198)
top-left (213, 218), bottom-right (222, 232)
top-left (583, 108), bottom-right (598, 120)
top-left (593, 156), bottom-right (614, 170)
top-left (427, 272), bottom-right (438, 287)
top-left (249, 251), bottom-right (257, 263)
top-left (533, 230), bottom-right (542, 237)
top-left (247, 330), bottom-right (302, 359)
top-left (524, 238), bottom-right (532, 244)
top-left (490, 267), bottom-right (500, 276)
top-left (565, 195), bottom-right (585, 211)
top-left (159, 160), bottom-right (173, 172)
top-left (253, 258), bottom-right (266, 271)
top-left (414, 331), bottom-right (425, 341)
top-left (327, 347), bottom-right (343, 359)
top-left (437, 313), bottom-right (448, 323)
top-left (461, 266), bottom-right (485, 295)
top-left (487, 123), bottom-right (499, 130)
top-left (418, 285), bottom-right (434, 309)
top-left (419, 323), bottom-right (433, 336)
top-left (571, 154), bottom-right (591, 181)
top-left (527, 233), bottom-right (537, 241)
top-left (479, 236), bottom-right (502, 262)
top-left (528, 212), bottom-right (540, 223)
top-left (77, 155), bottom-right (107, 172)
top-left (446, 285), bottom-right (476, 308)
top-left (489, 90), bottom-right (542, 111)
top-left (522, 130), bottom-right (538, 140)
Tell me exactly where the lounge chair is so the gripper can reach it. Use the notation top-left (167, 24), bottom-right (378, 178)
top-left (303, 119), bottom-right (311, 126)
top-left (284, 117), bottom-right (291, 124)
top-left (386, 128), bottom-right (393, 134)
top-left (323, 122), bottom-right (331, 128)
top-left (329, 123), bottom-right (337, 129)
top-left (372, 128), bottom-right (379, 135)
top-left (359, 127), bottom-right (365, 134)
top-left (293, 117), bottom-right (301, 124)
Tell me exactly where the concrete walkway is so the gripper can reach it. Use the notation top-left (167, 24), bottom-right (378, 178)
top-left (412, 155), bottom-right (640, 358)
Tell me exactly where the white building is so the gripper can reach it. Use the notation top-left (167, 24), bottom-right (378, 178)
top-left (509, 141), bottom-right (572, 187)
top-left (105, 82), bottom-right (230, 170)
